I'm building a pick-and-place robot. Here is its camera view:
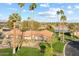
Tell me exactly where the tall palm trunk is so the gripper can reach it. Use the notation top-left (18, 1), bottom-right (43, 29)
top-left (20, 31), bottom-right (23, 48)
top-left (18, 3), bottom-right (25, 49)
top-left (58, 15), bottom-right (61, 38)
top-left (18, 7), bottom-right (22, 50)
top-left (50, 38), bottom-right (53, 55)
top-left (30, 10), bottom-right (34, 41)
top-left (13, 22), bottom-right (16, 54)
top-left (62, 20), bottom-right (65, 43)
top-left (30, 11), bottom-right (34, 47)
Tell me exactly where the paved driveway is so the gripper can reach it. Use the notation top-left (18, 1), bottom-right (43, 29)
top-left (64, 40), bottom-right (79, 56)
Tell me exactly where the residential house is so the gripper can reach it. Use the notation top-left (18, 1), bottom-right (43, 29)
top-left (73, 31), bottom-right (79, 38)
top-left (2, 28), bottom-right (53, 48)
top-left (22, 30), bottom-right (53, 48)
top-left (2, 28), bottom-right (22, 48)
top-left (54, 25), bottom-right (69, 33)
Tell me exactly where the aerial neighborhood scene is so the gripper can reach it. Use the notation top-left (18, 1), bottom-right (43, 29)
top-left (0, 3), bottom-right (79, 56)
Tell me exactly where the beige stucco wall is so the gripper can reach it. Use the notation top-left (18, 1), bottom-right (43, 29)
top-left (74, 32), bottom-right (79, 38)
top-left (22, 40), bottom-right (40, 48)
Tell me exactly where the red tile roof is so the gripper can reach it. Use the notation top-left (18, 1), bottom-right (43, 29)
top-left (10, 28), bottom-right (22, 36)
top-left (4, 28), bottom-right (53, 41)
top-left (39, 30), bottom-right (53, 38)
top-left (23, 31), bottom-right (39, 36)
top-left (23, 30), bottom-right (53, 38)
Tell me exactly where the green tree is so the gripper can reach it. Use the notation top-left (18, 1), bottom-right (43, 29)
top-left (29, 3), bottom-right (37, 39)
top-left (29, 3), bottom-right (37, 29)
top-left (18, 3), bottom-right (25, 8)
top-left (18, 3), bottom-right (25, 50)
top-left (60, 15), bottom-right (67, 42)
top-left (7, 13), bottom-right (21, 29)
top-left (56, 10), bottom-right (61, 37)
top-left (56, 9), bottom-right (67, 42)
top-left (7, 13), bottom-right (21, 54)
top-left (29, 3), bottom-right (37, 11)
top-left (44, 44), bottom-right (53, 56)
top-left (21, 20), bottom-right (29, 31)
top-left (30, 20), bottom-right (40, 30)
top-left (18, 3), bottom-right (25, 14)
top-left (39, 41), bottom-right (46, 54)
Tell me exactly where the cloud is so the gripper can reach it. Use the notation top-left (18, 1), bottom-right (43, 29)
top-left (7, 3), bottom-right (12, 5)
top-left (9, 8), bottom-right (17, 12)
top-left (22, 9), bottom-right (26, 13)
top-left (67, 10), bottom-right (73, 15)
top-left (67, 5), bottom-right (72, 9)
top-left (0, 14), bottom-right (6, 20)
top-left (38, 12), bottom-right (50, 16)
top-left (40, 3), bottom-right (49, 7)
top-left (49, 8), bottom-right (61, 12)
top-left (75, 5), bottom-right (79, 9)
top-left (0, 14), bottom-right (3, 17)
top-left (38, 8), bottom-right (62, 18)
top-left (22, 9), bottom-right (30, 13)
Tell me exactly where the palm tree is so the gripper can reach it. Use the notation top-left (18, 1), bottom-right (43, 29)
top-left (60, 9), bottom-right (64, 15)
top-left (8, 13), bottom-right (21, 29)
top-left (56, 10), bottom-right (61, 38)
top-left (18, 3), bottom-right (25, 50)
top-left (57, 9), bottom-right (67, 42)
top-left (18, 3), bottom-right (25, 14)
top-left (8, 13), bottom-right (21, 54)
top-left (12, 20), bottom-right (16, 54)
top-left (29, 3), bottom-right (37, 29)
top-left (29, 3), bottom-right (37, 40)
top-left (60, 15), bottom-right (67, 42)
top-left (29, 3), bottom-right (37, 11)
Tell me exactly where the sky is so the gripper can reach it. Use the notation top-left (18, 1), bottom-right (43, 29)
top-left (0, 3), bottom-right (79, 22)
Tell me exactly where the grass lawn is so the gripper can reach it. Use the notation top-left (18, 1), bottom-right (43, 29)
top-left (52, 32), bottom-right (78, 56)
top-left (51, 32), bottom-right (69, 56)
top-left (0, 47), bottom-right (43, 56)
top-left (52, 41), bottom-right (64, 53)
top-left (15, 47), bottom-right (43, 56)
top-left (0, 48), bottom-right (12, 56)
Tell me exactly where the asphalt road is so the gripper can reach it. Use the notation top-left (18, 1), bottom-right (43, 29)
top-left (64, 40), bottom-right (79, 56)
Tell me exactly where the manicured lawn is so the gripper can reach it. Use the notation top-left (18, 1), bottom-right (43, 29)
top-left (52, 41), bottom-right (64, 53)
top-left (15, 47), bottom-right (43, 56)
top-left (0, 48), bottom-right (12, 56)
top-left (0, 47), bottom-right (43, 56)
top-left (52, 37), bottom-right (64, 56)
top-left (51, 32), bottom-right (78, 56)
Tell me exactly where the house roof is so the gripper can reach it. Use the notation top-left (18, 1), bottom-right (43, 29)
top-left (7, 28), bottom-right (22, 36)
top-left (39, 30), bottom-right (53, 38)
top-left (23, 31), bottom-right (39, 36)
top-left (23, 30), bottom-right (53, 38)
top-left (4, 28), bottom-right (53, 41)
